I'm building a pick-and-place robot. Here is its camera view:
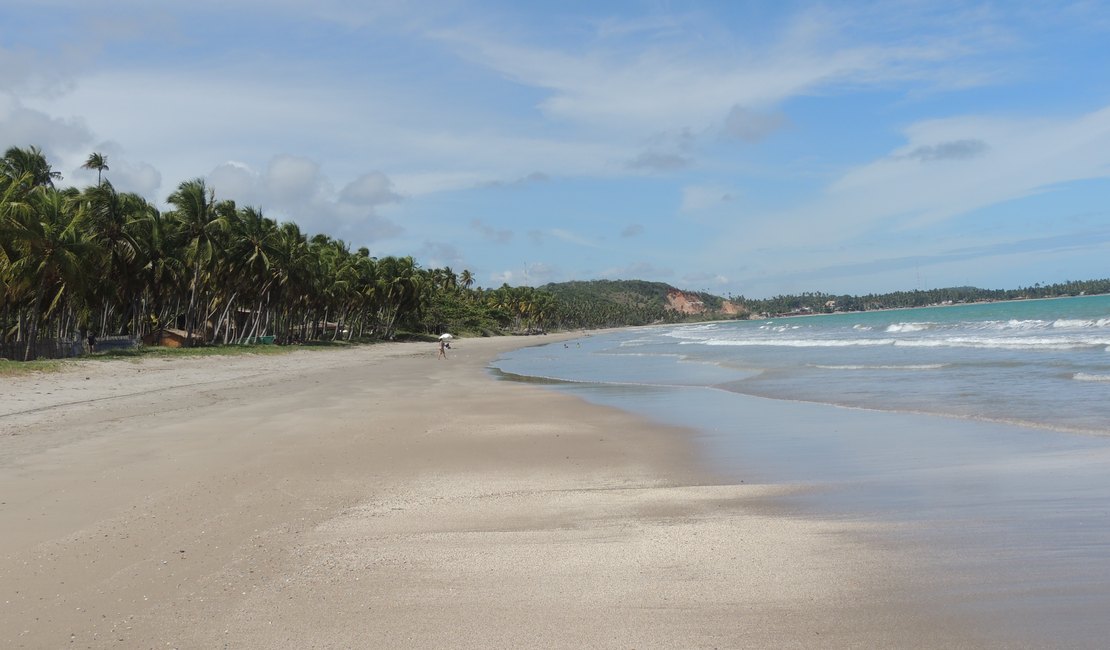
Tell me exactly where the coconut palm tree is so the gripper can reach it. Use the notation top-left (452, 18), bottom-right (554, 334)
top-left (167, 178), bottom-right (226, 345)
top-left (82, 181), bottom-right (132, 334)
top-left (375, 255), bottom-right (421, 339)
top-left (0, 173), bottom-right (30, 319)
top-left (2, 146), bottom-right (62, 188)
top-left (4, 186), bottom-right (93, 359)
top-left (82, 152), bottom-right (109, 186)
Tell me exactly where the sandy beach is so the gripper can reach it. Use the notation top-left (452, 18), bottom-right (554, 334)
top-left (2, 336), bottom-right (991, 648)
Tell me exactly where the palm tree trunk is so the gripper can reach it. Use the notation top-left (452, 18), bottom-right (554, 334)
top-left (214, 293), bottom-right (237, 344)
top-left (23, 282), bottom-right (46, 361)
top-left (186, 264), bottom-right (200, 346)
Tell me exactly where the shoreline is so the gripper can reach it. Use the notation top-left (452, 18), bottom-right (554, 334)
top-left (750, 290), bottom-right (1110, 320)
top-left (2, 335), bottom-right (990, 647)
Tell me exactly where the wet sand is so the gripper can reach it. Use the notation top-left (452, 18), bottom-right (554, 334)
top-left (2, 336), bottom-right (990, 648)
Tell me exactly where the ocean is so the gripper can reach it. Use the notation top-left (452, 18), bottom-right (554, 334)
top-left (491, 294), bottom-right (1110, 645)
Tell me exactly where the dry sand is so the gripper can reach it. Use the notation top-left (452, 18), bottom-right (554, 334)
top-left (2, 336), bottom-right (991, 648)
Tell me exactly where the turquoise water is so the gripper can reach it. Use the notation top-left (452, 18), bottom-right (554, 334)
top-left (497, 294), bottom-right (1110, 435)
top-left (491, 295), bottom-right (1110, 645)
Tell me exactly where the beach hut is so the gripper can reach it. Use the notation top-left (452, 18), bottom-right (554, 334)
top-left (141, 328), bottom-right (197, 348)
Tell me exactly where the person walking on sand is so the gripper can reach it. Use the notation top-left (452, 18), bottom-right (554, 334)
top-left (438, 338), bottom-right (448, 359)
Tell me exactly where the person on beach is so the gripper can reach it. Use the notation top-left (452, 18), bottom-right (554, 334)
top-left (87, 332), bottom-right (97, 352)
top-left (438, 339), bottom-right (448, 359)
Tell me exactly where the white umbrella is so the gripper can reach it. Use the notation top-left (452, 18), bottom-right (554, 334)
top-left (438, 333), bottom-right (454, 340)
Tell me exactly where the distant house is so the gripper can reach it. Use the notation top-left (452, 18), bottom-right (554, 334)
top-left (141, 328), bottom-right (196, 348)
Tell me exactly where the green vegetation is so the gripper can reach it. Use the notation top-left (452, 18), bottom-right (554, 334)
top-left (738, 280), bottom-right (1110, 317)
top-left (539, 279), bottom-right (736, 328)
top-left (88, 343), bottom-right (298, 360)
top-left (0, 357), bottom-right (64, 376)
top-left (0, 146), bottom-right (582, 360)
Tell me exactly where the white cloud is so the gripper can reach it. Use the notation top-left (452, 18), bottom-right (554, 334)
top-left (265, 155), bottom-right (325, 206)
top-left (208, 161), bottom-right (259, 204)
top-left (722, 106), bottom-right (788, 142)
top-left (835, 106), bottom-right (1110, 229)
top-left (728, 104), bottom-right (1110, 254)
top-left (106, 159), bottom-right (162, 198)
top-left (488, 270), bottom-right (516, 285)
top-left (431, 5), bottom-right (992, 135)
top-left (202, 155), bottom-right (404, 244)
top-left (0, 93), bottom-right (92, 161)
top-left (8, 1), bottom-right (1107, 298)
top-left (899, 139), bottom-right (989, 162)
top-left (339, 171), bottom-right (401, 206)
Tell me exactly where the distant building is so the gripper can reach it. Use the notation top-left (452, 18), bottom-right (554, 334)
top-left (141, 328), bottom-right (195, 348)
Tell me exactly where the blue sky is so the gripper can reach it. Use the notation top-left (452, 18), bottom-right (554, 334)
top-left (2, 1), bottom-right (1109, 297)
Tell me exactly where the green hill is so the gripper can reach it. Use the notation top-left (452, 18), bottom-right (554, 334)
top-left (538, 279), bottom-right (747, 329)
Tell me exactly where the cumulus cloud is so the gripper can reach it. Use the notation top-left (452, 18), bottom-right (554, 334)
top-left (488, 270), bottom-right (516, 285)
top-left (0, 102), bottom-right (162, 198)
top-left (204, 154), bottom-right (403, 243)
top-left (207, 161), bottom-right (258, 201)
top-left (106, 159), bottom-right (162, 197)
top-left (0, 93), bottom-right (92, 161)
top-left (265, 155), bottom-right (324, 205)
top-left (339, 171), bottom-right (401, 206)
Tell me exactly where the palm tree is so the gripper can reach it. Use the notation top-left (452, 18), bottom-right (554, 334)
top-left (0, 173), bottom-right (30, 318)
top-left (226, 206), bottom-right (280, 342)
top-left (2, 146), bottom-right (62, 188)
top-left (82, 152), bottom-right (109, 186)
top-left (128, 204), bottom-right (181, 337)
top-left (4, 186), bottom-right (93, 359)
top-left (167, 178), bottom-right (226, 345)
top-left (5, 140), bottom-right (608, 353)
top-left (375, 256), bottom-right (421, 339)
top-left (267, 222), bottom-right (310, 338)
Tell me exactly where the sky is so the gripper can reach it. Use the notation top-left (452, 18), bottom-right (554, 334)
top-left (2, 0), bottom-right (1110, 298)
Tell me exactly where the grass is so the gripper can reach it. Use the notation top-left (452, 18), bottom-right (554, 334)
top-left (1, 333), bottom-right (478, 374)
top-left (0, 358), bottom-right (66, 377)
top-left (91, 344), bottom-right (299, 360)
